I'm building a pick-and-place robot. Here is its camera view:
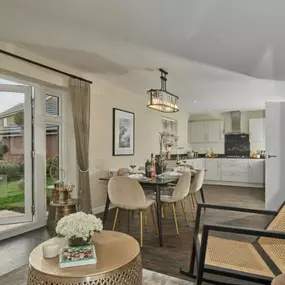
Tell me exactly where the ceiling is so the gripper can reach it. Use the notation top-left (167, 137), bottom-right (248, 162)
top-left (1, 0), bottom-right (285, 113)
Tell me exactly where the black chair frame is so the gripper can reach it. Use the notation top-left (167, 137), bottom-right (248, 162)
top-left (180, 202), bottom-right (285, 285)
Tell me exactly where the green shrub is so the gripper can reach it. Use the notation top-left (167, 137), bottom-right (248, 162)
top-left (17, 179), bottom-right (25, 191)
top-left (0, 163), bottom-right (24, 181)
top-left (46, 156), bottom-right (58, 179)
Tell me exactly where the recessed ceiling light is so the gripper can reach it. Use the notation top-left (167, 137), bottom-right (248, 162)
top-left (193, 100), bottom-right (197, 103)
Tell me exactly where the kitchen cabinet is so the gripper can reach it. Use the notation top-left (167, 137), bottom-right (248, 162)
top-left (184, 158), bottom-right (205, 169)
top-left (249, 160), bottom-right (265, 184)
top-left (221, 159), bottom-right (249, 183)
top-left (205, 159), bottom-right (222, 181)
top-left (189, 120), bottom-right (224, 143)
top-left (189, 122), bottom-right (207, 143)
top-left (249, 118), bottom-right (265, 142)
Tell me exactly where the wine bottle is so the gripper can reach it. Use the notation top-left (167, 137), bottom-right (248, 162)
top-left (150, 153), bottom-right (156, 178)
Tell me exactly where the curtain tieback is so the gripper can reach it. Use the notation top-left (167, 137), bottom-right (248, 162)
top-left (78, 167), bottom-right (89, 172)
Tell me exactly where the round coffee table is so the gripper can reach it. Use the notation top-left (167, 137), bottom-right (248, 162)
top-left (272, 274), bottom-right (285, 285)
top-left (27, 230), bottom-right (142, 285)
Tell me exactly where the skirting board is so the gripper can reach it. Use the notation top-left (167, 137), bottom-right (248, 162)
top-left (204, 180), bottom-right (265, 188)
top-left (92, 204), bottom-right (115, 215)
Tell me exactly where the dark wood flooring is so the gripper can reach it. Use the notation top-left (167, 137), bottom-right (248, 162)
top-left (0, 185), bottom-right (270, 283)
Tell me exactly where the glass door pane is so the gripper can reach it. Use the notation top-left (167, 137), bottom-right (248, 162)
top-left (0, 85), bottom-right (33, 224)
top-left (46, 124), bottom-right (59, 209)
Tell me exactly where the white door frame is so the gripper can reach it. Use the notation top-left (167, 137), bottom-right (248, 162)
top-left (0, 74), bottom-right (67, 240)
top-left (0, 84), bottom-right (33, 224)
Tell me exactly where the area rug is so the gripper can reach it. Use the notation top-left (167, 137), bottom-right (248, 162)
top-left (0, 265), bottom-right (192, 285)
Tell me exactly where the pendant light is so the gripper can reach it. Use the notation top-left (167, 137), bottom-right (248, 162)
top-left (147, 69), bottom-right (179, 113)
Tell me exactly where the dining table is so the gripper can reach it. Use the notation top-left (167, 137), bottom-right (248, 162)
top-left (99, 176), bottom-right (180, 247)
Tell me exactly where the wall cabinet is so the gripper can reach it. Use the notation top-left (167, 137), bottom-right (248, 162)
top-left (249, 160), bottom-right (265, 184)
top-left (189, 122), bottom-right (207, 143)
top-left (189, 120), bottom-right (224, 143)
top-left (249, 118), bottom-right (265, 142)
top-left (205, 159), bottom-right (222, 181)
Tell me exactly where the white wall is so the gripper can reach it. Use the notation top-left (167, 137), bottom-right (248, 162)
top-left (189, 110), bottom-right (265, 153)
top-left (88, 77), bottom-right (189, 210)
top-left (0, 42), bottom-right (189, 212)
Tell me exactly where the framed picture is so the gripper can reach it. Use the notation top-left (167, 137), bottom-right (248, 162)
top-left (112, 108), bottom-right (135, 156)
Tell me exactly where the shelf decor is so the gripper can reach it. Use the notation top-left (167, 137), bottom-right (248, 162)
top-left (113, 108), bottom-right (135, 156)
top-left (147, 69), bottom-right (179, 113)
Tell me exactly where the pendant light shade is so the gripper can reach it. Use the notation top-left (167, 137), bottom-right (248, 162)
top-left (147, 69), bottom-right (179, 113)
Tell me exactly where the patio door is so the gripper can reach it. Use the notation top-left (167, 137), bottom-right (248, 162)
top-left (0, 84), bottom-right (33, 224)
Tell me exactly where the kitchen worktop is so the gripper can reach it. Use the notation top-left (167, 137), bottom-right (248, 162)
top-left (166, 154), bottom-right (265, 160)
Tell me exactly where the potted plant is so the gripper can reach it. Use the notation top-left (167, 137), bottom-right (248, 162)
top-left (55, 212), bottom-right (103, 247)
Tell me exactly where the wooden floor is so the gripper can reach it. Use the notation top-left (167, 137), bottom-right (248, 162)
top-left (0, 185), bottom-right (270, 283)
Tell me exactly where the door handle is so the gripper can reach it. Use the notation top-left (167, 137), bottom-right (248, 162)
top-left (267, 155), bottom-right (277, 159)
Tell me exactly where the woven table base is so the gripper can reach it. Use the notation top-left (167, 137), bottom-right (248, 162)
top-left (27, 254), bottom-right (142, 285)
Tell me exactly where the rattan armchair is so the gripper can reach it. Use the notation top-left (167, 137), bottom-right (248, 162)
top-left (180, 202), bottom-right (285, 285)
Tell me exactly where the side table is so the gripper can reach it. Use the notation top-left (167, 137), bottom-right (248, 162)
top-left (27, 230), bottom-right (142, 285)
top-left (47, 201), bottom-right (77, 235)
top-left (272, 274), bottom-right (285, 285)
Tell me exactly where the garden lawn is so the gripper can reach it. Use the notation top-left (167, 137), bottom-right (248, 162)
top-left (0, 177), bottom-right (54, 210)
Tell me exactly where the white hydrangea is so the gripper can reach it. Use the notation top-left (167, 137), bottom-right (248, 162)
top-left (55, 212), bottom-right (103, 241)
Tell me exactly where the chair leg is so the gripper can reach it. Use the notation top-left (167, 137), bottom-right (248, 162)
top-left (151, 204), bottom-right (158, 234)
top-left (189, 195), bottom-right (196, 220)
top-left (139, 211), bottom-right (143, 247)
top-left (144, 210), bottom-right (148, 230)
top-left (127, 210), bottom-right (130, 233)
top-left (171, 203), bottom-right (179, 235)
top-left (181, 200), bottom-right (189, 226)
top-left (161, 203), bottom-right (165, 219)
top-left (112, 208), bottom-right (119, 231)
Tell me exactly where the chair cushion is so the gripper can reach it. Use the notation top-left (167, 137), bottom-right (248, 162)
top-left (199, 235), bottom-right (274, 277)
top-left (114, 198), bottom-right (155, 210)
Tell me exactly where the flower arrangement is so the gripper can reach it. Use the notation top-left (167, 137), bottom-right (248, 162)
top-left (56, 212), bottom-right (103, 246)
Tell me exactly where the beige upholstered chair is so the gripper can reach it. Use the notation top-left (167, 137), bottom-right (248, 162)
top-left (188, 169), bottom-right (205, 217)
top-left (117, 168), bottom-right (130, 176)
top-left (160, 172), bottom-right (191, 235)
top-left (108, 176), bottom-right (157, 247)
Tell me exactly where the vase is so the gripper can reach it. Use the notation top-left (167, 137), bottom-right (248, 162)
top-left (68, 236), bottom-right (92, 247)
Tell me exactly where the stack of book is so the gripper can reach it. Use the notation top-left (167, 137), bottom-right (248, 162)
top-left (59, 245), bottom-right (97, 268)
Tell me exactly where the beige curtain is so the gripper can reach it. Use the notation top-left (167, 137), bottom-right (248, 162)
top-left (69, 78), bottom-right (92, 213)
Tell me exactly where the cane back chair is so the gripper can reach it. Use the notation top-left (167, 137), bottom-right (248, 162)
top-left (180, 202), bottom-right (285, 285)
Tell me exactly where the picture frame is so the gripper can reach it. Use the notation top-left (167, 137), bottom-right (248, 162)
top-left (112, 108), bottom-right (135, 156)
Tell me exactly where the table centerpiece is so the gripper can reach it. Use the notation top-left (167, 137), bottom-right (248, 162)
top-left (55, 212), bottom-right (103, 247)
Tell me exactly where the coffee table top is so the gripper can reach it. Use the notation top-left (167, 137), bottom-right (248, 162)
top-left (29, 230), bottom-right (140, 278)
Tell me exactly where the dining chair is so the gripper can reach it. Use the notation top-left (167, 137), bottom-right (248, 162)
top-left (108, 176), bottom-right (157, 247)
top-left (188, 169), bottom-right (205, 218)
top-left (159, 172), bottom-right (192, 235)
top-left (117, 168), bottom-right (130, 176)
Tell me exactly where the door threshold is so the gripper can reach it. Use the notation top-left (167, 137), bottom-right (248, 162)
top-left (0, 221), bottom-right (46, 241)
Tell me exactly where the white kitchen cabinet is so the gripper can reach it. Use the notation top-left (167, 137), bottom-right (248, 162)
top-left (221, 159), bottom-right (249, 183)
top-left (207, 121), bottom-right (224, 142)
top-left (189, 120), bottom-right (223, 143)
top-left (184, 158), bottom-right (205, 169)
top-left (249, 160), bottom-right (265, 184)
top-left (190, 122), bottom-right (207, 143)
top-left (205, 159), bottom-right (222, 181)
top-left (249, 118), bottom-right (265, 142)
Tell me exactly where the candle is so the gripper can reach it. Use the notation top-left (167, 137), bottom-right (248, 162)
top-left (42, 243), bottom-right (59, 258)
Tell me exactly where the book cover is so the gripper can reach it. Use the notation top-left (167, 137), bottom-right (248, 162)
top-left (59, 244), bottom-right (97, 268)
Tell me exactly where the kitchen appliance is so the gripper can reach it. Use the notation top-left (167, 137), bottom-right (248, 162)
top-left (225, 133), bottom-right (250, 157)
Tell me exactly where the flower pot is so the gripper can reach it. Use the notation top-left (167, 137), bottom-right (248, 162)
top-left (68, 236), bottom-right (91, 247)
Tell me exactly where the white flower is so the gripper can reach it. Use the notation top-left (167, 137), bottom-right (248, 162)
top-left (55, 212), bottom-right (103, 241)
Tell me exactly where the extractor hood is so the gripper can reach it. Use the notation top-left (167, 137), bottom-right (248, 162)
top-left (226, 111), bottom-right (247, 134)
